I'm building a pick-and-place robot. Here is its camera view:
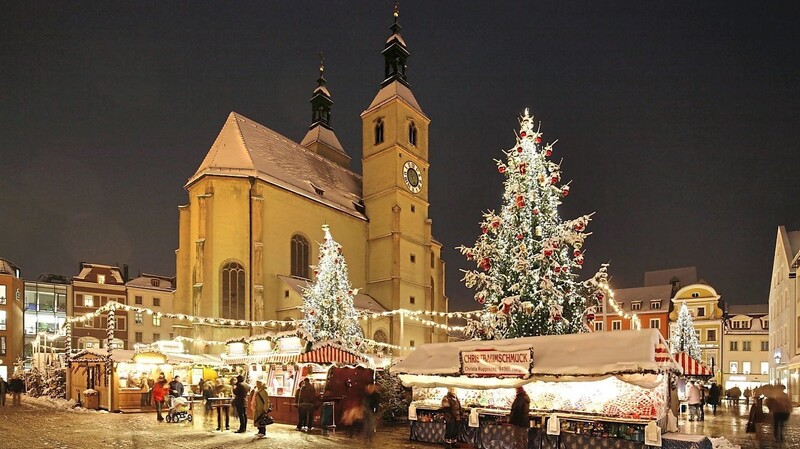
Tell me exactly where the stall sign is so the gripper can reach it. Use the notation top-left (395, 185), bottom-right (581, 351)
top-left (460, 348), bottom-right (533, 377)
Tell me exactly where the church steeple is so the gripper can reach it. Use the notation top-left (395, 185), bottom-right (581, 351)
top-left (310, 52), bottom-right (333, 129)
top-left (382, 3), bottom-right (410, 87)
top-left (301, 53), bottom-right (350, 168)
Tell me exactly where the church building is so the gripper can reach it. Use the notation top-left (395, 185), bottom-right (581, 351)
top-left (174, 12), bottom-right (448, 352)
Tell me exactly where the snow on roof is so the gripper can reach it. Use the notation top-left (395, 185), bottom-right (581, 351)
top-left (786, 230), bottom-right (800, 259)
top-left (727, 304), bottom-right (768, 316)
top-left (0, 258), bottom-right (19, 276)
top-left (643, 267), bottom-right (697, 287)
top-left (126, 274), bottom-right (175, 291)
top-left (188, 112), bottom-right (366, 220)
top-left (391, 329), bottom-right (679, 389)
top-left (612, 285), bottom-right (673, 311)
top-left (278, 275), bottom-right (387, 312)
top-left (363, 80), bottom-right (426, 117)
top-left (300, 124), bottom-right (347, 156)
top-left (385, 33), bottom-right (407, 47)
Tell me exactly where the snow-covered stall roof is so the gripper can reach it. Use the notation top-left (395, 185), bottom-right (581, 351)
top-left (71, 348), bottom-right (221, 366)
top-left (391, 329), bottom-right (680, 389)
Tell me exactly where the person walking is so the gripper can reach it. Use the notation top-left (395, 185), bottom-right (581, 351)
top-left (766, 386), bottom-right (792, 443)
top-left (0, 375), bottom-right (7, 406)
top-left (707, 381), bottom-right (721, 415)
top-left (441, 387), bottom-right (462, 449)
top-left (686, 381), bottom-right (701, 422)
top-left (214, 378), bottom-right (233, 431)
top-left (9, 374), bottom-right (25, 406)
top-left (152, 376), bottom-right (168, 421)
top-left (295, 377), bottom-right (317, 431)
top-left (363, 383), bottom-right (380, 443)
top-left (699, 384), bottom-right (706, 421)
top-left (253, 380), bottom-right (271, 437)
top-left (509, 387), bottom-right (531, 449)
top-left (232, 375), bottom-right (250, 433)
top-left (168, 375), bottom-right (184, 407)
top-left (743, 387), bottom-right (752, 406)
top-left (202, 379), bottom-right (215, 415)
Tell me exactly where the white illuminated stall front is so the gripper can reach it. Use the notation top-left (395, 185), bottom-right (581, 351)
top-left (391, 329), bottom-right (703, 449)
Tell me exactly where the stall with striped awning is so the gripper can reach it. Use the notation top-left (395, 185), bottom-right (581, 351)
top-left (674, 351), bottom-right (713, 377)
top-left (298, 341), bottom-right (372, 366)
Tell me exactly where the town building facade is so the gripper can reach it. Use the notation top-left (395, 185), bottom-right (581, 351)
top-left (68, 263), bottom-right (128, 350)
top-left (768, 226), bottom-right (799, 403)
top-left (125, 274), bottom-right (175, 349)
top-left (23, 274), bottom-right (70, 359)
top-left (670, 283), bottom-right (724, 383)
top-left (0, 259), bottom-right (24, 379)
top-left (722, 304), bottom-right (770, 393)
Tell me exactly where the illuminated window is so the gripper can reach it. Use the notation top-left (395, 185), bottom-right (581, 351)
top-left (97, 274), bottom-right (106, 284)
top-left (152, 315), bottom-right (161, 326)
top-left (84, 295), bottom-right (94, 308)
top-left (730, 362), bottom-right (738, 374)
top-left (0, 310), bottom-right (6, 330)
top-left (409, 122), bottom-right (417, 146)
top-left (760, 362), bottom-right (769, 375)
top-left (0, 336), bottom-right (6, 355)
top-left (0, 285), bottom-right (6, 305)
top-left (291, 234), bottom-right (310, 278)
top-left (135, 312), bottom-right (143, 325)
top-left (221, 261), bottom-right (246, 320)
top-left (742, 361), bottom-right (751, 374)
top-left (612, 320), bottom-right (622, 331)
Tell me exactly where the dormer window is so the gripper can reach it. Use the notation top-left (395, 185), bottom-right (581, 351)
top-left (374, 118), bottom-right (384, 145)
top-left (151, 279), bottom-right (161, 288)
top-left (650, 300), bottom-right (661, 310)
top-left (97, 274), bottom-right (106, 285)
top-left (310, 183), bottom-right (324, 196)
top-left (631, 302), bottom-right (642, 311)
top-left (409, 122), bottom-right (417, 146)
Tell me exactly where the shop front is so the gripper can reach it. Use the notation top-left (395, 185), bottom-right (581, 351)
top-left (392, 329), bottom-right (710, 449)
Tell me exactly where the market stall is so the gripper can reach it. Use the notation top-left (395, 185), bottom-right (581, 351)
top-left (67, 348), bottom-right (222, 412)
top-left (392, 329), bottom-right (709, 449)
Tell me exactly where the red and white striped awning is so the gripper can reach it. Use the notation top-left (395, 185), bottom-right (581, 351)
top-left (654, 342), bottom-right (674, 367)
top-left (674, 352), bottom-right (713, 377)
top-left (220, 353), bottom-right (300, 365)
top-left (298, 345), bottom-right (370, 366)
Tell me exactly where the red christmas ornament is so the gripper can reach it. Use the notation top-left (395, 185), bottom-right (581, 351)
top-left (515, 195), bottom-right (525, 208)
top-left (479, 258), bottom-right (491, 271)
top-left (533, 208), bottom-right (540, 215)
top-left (309, 310), bottom-right (315, 316)
top-left (562, 187), bottom-right (570, 196)
top-left (516, 146), bottom-right (523, 153)
top-left (545, 148), bottom-right (552, 157)
top-left (516, 233), bottom-right (524, 240)
top-left (554, 266), bottom-right (561, 273)
top-left (576, 257), bottom-right (584, 266)
top-left (520, 131), bottom-right (527, 138)
top-left (596, 293), bottom-right (605, 300)
top-left (476, 296), bottom-right (485, 305)
top-left (553, 313), bottom-right (562, 321)
top-left (534, 136), bottom-right (542, 144)
top-left (544, 249), bottom-right (553, 257)
top-left (573, 249), bottom-right (582, 257)
top-left (587, 313), bottom-right (595, 321)
top-left (466, 252), bottom-right (474, 261)
top-left (498, 166), bottom-right (506, 174)
top-left (314, 270), bottom-right (319, 276)
top-left (574, 223), bottom-right (585, 232)
top-left (550, 176), bottom-right (559, 185)
top-left (518, 162), bottom-right (527, 174)
top-left (482, 227), bottom-right (488, 234)
top-left (491, 220), bottom-right (500, 228)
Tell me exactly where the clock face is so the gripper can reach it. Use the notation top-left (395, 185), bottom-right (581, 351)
top-left (403, 161), bottom-right (422, 194)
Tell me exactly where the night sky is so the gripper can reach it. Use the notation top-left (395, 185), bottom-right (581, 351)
top-left (2, 2), bottom-right (799, 310)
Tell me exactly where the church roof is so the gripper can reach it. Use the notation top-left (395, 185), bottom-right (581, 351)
top-left (643, 266), bottom-right (697, 287)
top-left (188, 112), bottom-right (366, 220)
top-left (300, 123), bottom-right (347, 156)
top-left (363, 79), bottom-right (426, 118)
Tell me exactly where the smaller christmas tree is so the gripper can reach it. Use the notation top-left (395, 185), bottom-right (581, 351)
top-left (669, 302), bottom-right (702, 360)
top-left (301, 225), bottom-right (364, 351)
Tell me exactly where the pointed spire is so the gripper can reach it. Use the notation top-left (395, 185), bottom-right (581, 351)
top-left (310, 51), bottom-right (333, 129)
top-left (382, 1), bottom-right (410, 87)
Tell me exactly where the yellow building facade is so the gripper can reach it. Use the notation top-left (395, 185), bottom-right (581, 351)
top-left (670, 284), bottom-right (724, 383)
top-left (174, 14), bottom-right (448, 352)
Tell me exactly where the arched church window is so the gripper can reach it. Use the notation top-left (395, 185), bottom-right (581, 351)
top-left (374, 118), bottom-right (384, 145)
top-left (409, 122), bottom-right (417, 146)
top-left (291, 234), bottom-right (310, 279)
top-left (373, 329), bottom-right (388, 343)
top-left (221, 261), bottom-right (246, 320)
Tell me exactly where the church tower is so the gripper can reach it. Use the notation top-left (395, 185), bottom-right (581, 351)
top-left (361, 8), bottom-right (448, 348)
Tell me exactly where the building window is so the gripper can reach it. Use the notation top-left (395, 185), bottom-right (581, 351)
top-left (742, 361), bottom-right (751, 374)
top-left (649, 318), bottom-right (660, 329)
top-left (694, 330), bottom-right (701, 341)
top-left (760, 362), bottom-right (769, 375)
top-left (0, 285), bottom-right (6, 305)
top-left (291, 234), bottom-right (310, 279)
top-left (135, 296), bottom-right (143, 305)
top-left (221, 261), bottom-right (246, 320)
top-left (108, 339), bottom-right (124, 349)
top-left (152, 315), bottom-right (161, 327)
top-left (411, 205), bottom-right (416, 213)
top-left (153, 297), bottom-right (161, 307)
top-left (135, 312), bottom-right (143, 325)
top-left (0, 336), bottom-right (6, 355)
top-left (697, 307), bottom-right (705, 317)
top-left (707, 329), bottom-right (717, 342)
top-left (730, 362), bottom-right (738, 374)
top-left (153, 333), bottom-right (161, 341)
top-left (730, 341), bottom-right (738, 351)
top-left (632, 302), bottom-right (641, 311)
top-left (594, 322), bottom-right (604, 331)
top-left (135, 332), bottom-right (143, 343)
top-left (410, 296), bottom-right (416, 305)
top-left (284, 290), bottom-right (290, 298)
top-left (410, 254), bottom-right (416, 263)
top-left (151, 279), bottom-right (161, 287)
top-left (84, 295), bottom-right (94, 308)
top-left (650, 300), bottom-right (661, 310)
top-left (410, 339), bottom-right (415, 347)
top-left (374, 118), bottom-right (384, 145)
top-left (117, 316), bottom-right (126, 331)
top-left (597, 304), bottom-right (604, 313)
top-left (761, 340), bottom-right (769, 351)
top-left (762, 319), bottom-right (769, 330)
top-left (409, 122), bottom-right (417, 146)
top-left (97, 274), bottom-right (106, 284)
top-left (0, 310), bottom-right (6, 331)
top-left (612, 320), bottom-right (622, 331)
top-left (692, 292), bottom-right (700, 298)
top-left (742, 341), bottom-right (751, 351)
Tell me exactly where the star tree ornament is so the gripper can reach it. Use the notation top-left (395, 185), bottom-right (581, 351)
top-left (300, 225), bottom-right (364, 351)
top-left (459, 109), bottom-right (610, 340)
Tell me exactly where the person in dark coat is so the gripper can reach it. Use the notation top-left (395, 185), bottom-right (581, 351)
top-left (295, 378), bottom-right (318, 431)
top-left (8, 375), bottom-right (25, 406)
top-left (707, 381), bottom-right (721, 414)
top-left (232, 375), bottom-right (250, 433)
top-left (509, 387), bottom-right (531, 449)
top-left (0, 375), bottom-right (7, 406)
top-left (441, 388), bottom-right (462, 449)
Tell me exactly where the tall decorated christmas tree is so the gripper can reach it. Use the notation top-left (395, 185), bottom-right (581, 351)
top-left (669, 302), bottom-right (702, 360)
top-left (459, 110), bottom-right (609, 340)
top-left (301, 225), bottom-right (364, 350)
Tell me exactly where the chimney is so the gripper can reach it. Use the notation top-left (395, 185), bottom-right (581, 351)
top-left (123, 264), bottom-right (129, 282)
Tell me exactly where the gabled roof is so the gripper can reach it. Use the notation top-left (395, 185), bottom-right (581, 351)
top-left (188, 112), bottom-right (366, 220)
top-left (727, 304), bottom-right (768, 316)
top-left (363, 80), bottom-right (426, 118)
top-left (126, 274), bottom-right (175, 291)
top-left (300, 124), bottom-right (347, 157)
top-left (643, 267), bottom-right (697, 287)
top-left (612, 284), bottom-right (673, 312)
top-left (777, 226), bottom-right (800, 268)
